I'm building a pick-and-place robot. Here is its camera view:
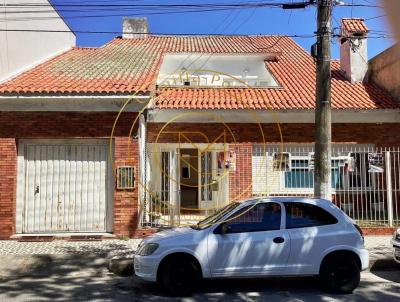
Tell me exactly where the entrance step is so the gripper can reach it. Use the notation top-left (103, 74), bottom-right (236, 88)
top-left (12, 233), bottom-right (116, 242)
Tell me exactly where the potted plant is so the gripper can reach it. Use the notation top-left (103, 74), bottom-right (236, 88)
top-left (147, 193), bottom-right (168, 225)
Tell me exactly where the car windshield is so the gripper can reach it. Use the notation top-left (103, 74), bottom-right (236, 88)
top-left (193, 202), bottom-right (240, 230)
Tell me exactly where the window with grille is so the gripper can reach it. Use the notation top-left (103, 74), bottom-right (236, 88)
top-left (284, 157), bottom-right (345, 189)
top-left (117, 166), bottom-right (135, 189)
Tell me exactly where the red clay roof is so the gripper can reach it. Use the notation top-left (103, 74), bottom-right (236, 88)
top-left (0, 36), bottom-right (279, 95)
top-left (154, 61), bottom-right (398, 110)
top-left (0, 35), bottom-right (397, 110)
top-left (341, 18), bottom-right (369, 34)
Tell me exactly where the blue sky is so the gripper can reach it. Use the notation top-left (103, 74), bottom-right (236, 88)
top-left (53, 0), bottom-right (394, 59)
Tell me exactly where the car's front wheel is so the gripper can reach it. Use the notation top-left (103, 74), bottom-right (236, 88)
top-left (320, 256), bottom-right (360, 294)
top-left (158, 256), bottom-right (201, 296)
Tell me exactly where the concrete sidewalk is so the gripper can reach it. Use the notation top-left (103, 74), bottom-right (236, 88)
top-left (0, 239), bottom-right (142, 278)
top-left (0, 238), bottom-right (141, 257)
top-left (0, 236), bottom-right (393, 257)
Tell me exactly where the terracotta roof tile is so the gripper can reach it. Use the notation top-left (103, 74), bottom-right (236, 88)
top-left (342, 18), bottom-right (369, 34)
top-left (0, 35), bottom-right (397, 110)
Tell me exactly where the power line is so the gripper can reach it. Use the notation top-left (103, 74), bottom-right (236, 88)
top-left (337, 2), bottom-right (382, 8)
top-left (0, 7), bottom-right (285, 22)
top-left (1, 11), bottom-right (385, 24)
top-left (0, 28), bottom-right (392, 38)
top-left (1, 1), bottom-right (383, 15)
top-left (2, 1), bottom-right (382, 8)
top-left (4, 2), bottom-right (305, 8)
top-left (0, 28), bottom-right (318, 37)
top-left (365, 15), bottom-right (387, 21)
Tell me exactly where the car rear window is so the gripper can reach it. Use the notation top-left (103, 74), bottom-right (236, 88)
top-left (284, 202), bottom-right (338, 229)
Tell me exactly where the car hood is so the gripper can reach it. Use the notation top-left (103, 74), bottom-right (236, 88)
top-left (145, 227), bottom-right (199, 243)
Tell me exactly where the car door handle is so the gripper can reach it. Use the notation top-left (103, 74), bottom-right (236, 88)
top-left (273, 237), bottom-right (285, 244)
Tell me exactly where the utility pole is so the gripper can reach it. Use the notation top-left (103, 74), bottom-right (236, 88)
top-left (314, 0), bottom-right (332, 200)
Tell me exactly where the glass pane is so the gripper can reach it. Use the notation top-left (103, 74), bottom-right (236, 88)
top-left (284, 165), bottom-right (343, 188)
top-left (284, 202), bottom-right (338, 229)
top-left (161, 152), bottom-right (169, 202)
top-left (201, 152), bottom-right (212, 201)
top-left (285, 170), bottom-right (314, 188)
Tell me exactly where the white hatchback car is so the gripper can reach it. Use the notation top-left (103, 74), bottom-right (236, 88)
top-left (134, 198), bottom-right (369, 296)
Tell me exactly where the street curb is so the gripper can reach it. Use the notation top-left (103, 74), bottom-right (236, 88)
top-left (369, 258), bottom-right (400, 272)
top-left (108, 256), bottom-right (135, 276)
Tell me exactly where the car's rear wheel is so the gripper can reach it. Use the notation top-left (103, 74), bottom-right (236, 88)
top-left (158, 256), bottom-right (201, 296)
top-left (320, 256), bottom-right (360, 294)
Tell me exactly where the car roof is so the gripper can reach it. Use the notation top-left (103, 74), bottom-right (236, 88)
top-left (245, 197), bottom-right (331, 205)
top-left (221, 197), bottom-right (352, 226)
top-left (243, 197), bottom-right (344, 217)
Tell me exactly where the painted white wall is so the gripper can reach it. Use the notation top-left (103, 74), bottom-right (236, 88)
top-left (340, 37), bottom-right (368, 83)
top-left (0, 0), bottom-right (75, 82)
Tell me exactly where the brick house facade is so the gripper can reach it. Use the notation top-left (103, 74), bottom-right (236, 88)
top-left (0, 112), bottom-right (143, 239)
top-left (0, 18), bottom-right (399, 238)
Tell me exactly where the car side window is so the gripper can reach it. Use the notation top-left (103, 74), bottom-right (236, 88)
top-left (223, 202), bottom-right (281, 233)
top-left (284, 202), bottom-right (338, 229)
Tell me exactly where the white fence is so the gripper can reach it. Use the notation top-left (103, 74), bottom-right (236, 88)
top-left (253, 144), bottom-right (400, 226)
top-left (140, 144), bottom-right (400, 228)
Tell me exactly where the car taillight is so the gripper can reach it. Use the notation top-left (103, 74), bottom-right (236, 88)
top-left (354, 224), bottom-right (364, 240)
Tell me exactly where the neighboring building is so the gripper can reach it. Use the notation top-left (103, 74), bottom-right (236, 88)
top-left (369, 43), bottom-right (400, 100)
top-left (0, 0), bottom-right (75, 82)
top-left (0, 18), bottom-right (399, 239)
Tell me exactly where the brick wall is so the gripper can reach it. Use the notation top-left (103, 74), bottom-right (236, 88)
top-left (0, 139), bottom-right (17, 239)
top-left (0, 112), bottom-right (140, 239)
top-left (114, 137), bottom-right (140, 237)
top-left (0, 112), bottom-right (136, 138)
top-left (229, 143), bottom-right (253, 202)
top-left (147, 122), bottom-right (400, 146)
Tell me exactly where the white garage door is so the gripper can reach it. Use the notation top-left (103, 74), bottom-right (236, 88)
top-left (16, 140), bottom-right (113, 234)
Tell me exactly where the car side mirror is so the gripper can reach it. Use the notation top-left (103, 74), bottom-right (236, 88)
top-left (219, 223), bottom-right (231, 235)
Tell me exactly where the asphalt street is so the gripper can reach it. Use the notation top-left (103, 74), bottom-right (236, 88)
top-left (0, 268), bottom-right (399, 301)
top-left (0, 237), bottom-right (398, 301)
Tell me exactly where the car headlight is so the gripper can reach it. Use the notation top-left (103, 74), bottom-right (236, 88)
top-left (394, 229), bottom-right (400, 241)
top-left (136, 243), bottom-right (159, 256)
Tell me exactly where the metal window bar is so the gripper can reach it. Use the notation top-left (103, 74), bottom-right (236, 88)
top-left (140, 144), bottom-right (400, 228)
top-left (117, 166), bottom-right (135, 190)
top-left (251, 144), bottom-right (398, 227)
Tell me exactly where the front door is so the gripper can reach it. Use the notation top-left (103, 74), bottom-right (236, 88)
top-left (207, 202), bottom-right (290, 277)
top-left (180, 149), bottom-right (199, 211)
top-left (199, 150), bottom-right (229, 211)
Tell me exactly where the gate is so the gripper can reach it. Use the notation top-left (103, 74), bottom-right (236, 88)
top-left (16, 140), bottom-right (112, 233)
top-left (140, 144), bottom-right (400, 228)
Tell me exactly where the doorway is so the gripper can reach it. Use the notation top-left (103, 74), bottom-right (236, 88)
top-left (180, 149), bottom-right (199, 212)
